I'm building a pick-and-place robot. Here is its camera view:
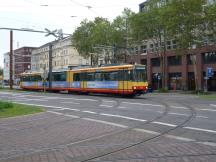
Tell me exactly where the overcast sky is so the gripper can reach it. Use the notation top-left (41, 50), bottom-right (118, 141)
top-left (0, 0), bottom-right (145, 68)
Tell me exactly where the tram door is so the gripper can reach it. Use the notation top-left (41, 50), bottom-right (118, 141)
top-left (121, 69), bottom-right (129, 95)
top-left (81, 72), bottom-right (87, 92)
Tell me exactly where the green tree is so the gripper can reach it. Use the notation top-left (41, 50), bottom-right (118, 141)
top-left (205, 2), bottom-right (216, 46)
top-left (110, 8), bottom-right (135, 62)
top-left (165, 0), bottom-right (214, 91)
top-left (72, 17), bottom-right (113, 65)
top-left (72, 8), bottom-right (135, 65)
top-left (72, 19), bottom-right (94, 59)
top-left (130, 5), bottom-right (171, 89)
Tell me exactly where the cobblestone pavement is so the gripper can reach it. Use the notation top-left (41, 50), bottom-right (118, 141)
top-left (0, 112), bottom-right (215, 162)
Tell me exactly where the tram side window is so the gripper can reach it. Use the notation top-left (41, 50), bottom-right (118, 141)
top-left (53, 72), bottom-right (66, 81)
top-left (103, 72), bottom-right (110, 81)
top-left (118, 70), bottom-right (132, 81)
top-left (87, 73), bottom-right (94, 81)
top-left (74, 73), bottom-right (80, 81)
top-left (31, 75), bottom-right (42, 82)
top-left (95, 72), bottom-right (102, 81)
top-left (22, 76), bottom-right (31, 82)
top-left (81, 73), bottom-right (87, 81)
top-left (109, 71), bottom-right (118, 81)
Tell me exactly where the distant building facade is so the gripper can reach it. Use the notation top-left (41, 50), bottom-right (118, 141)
top-left (31, 37), bottom-right (90, 72)
top-left (3, 52), bottom-right (10, 83)
top-left (3, 47), bottom-right (35, 84)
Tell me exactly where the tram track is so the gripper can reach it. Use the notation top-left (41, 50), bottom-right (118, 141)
top-left (72, 99), bottom-right (196, 162)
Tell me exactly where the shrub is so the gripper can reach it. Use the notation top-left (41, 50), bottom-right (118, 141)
top-left (158, 88), bottom-right (168, 93)
top-left (0, 101), bottom-right (13, 111)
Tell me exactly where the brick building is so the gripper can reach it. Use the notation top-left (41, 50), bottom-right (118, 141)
top-left (126, 0), bottom-right (216, 91)
top-left (127, 45), bottom-right (216, 91)
top-left (3, 47), bottom-right (36, 84)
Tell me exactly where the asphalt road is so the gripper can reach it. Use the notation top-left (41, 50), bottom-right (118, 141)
top-left (0, 91), bottom-right (216, 162)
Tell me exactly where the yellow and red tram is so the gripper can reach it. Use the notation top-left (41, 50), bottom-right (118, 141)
top-left (20, 64), bottom-right (148, 97)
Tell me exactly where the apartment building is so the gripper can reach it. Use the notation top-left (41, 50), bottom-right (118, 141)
top-left (127, 0), bottom-right (216, 91)
top-left (31, 37), bottom-right (90, 72)
top-left (3, 47), bottom-right (35, 84)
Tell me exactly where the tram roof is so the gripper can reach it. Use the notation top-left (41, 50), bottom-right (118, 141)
top-left (70, 64), bottom-right (139, 72)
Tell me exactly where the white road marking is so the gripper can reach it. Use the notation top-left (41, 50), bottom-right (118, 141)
top-left (83, 118), bottom-right (128, 128)
top-left (152, 121), bottom-right (177, 127)
top-left (134, 128), bottom-right (160, 135)
top-left (99, 105), bottom-right (113, 108)
top-left (13, 99), bottom-right (30, 102)
top-left (9, 94), bottom-right (98, 102)
top-left (73, 98), bottom-right (98, 102)
top-left (82, 111), bottom-right (97, 114)
top-left (47, 111), bottom-right (63, 115)
top-left (168, 110), bottom-right (208, 119)
top-left (168, 112), bottom-right (189, 116)
top-left (67, 108), bottom-right (81, 112)
top-left (197, 142), bottom-right (216, 147)
top-left (102, 100), bottom-right (116, 103)
top-left (51, 108), bottom-right (66, 111)
top-left (46, 97), bottom-right (59, 99)
top-left (196, 115), bottom-right (208, 119)
top-left (184, 127), bottom-right (216, 134)
top-left (13, 102), bottom-right (65, 109)
top-left (170, 106), bottom-right (188, 109)
top-left (156, 111), bottom-right (163, 113)
top-left (199, 109), bottom-right (216, 112)
top-left (48, 111), bottom-right (79, 118)
top-left (165, 135), bottom-right (195, 142)
top-left (122, 102), bottom-right (164, 107)
top-left (100, 113), bottom-right (147, 122)
top-left (210, 104), bottom-right (216, 107)
top-left (64, 114), bottom-right (80, 118)
top-left (12, 102), bottom-right (81, 112)
top-left (16, 95), bottom-right (45, 98)
top-left (117, 106), bottom-right (127, 109)
top-left (61, 102), bottom-right (80, 104)
top-left (13, 98), bottom-right (48, 102)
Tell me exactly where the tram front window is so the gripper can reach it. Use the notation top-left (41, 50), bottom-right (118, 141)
top-left (133, 67), bottom-right (146, 82)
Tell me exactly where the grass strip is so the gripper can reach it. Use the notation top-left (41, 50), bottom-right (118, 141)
top-left (0, 101), bottom-right (44, 118)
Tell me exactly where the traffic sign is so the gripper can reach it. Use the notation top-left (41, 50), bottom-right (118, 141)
top-left (207, 67), bottom-right (213, 77)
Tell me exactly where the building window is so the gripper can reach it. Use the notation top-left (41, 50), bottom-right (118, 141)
top-left (151, 58), bottom-right (160, 67)
top-left (79, 59), bottom-right (82, 65)
top-left (150, 44), bottom-right (154, 53)
top-left (202, 52), bottom-right (216, 64)
top-left (172, 40), bottom-right (177, 49)
top-left (141, 59), bottom-right (147, 65)
top-left (166, 41), bottom-right (172, 50)
top-left (168, 56), bottom-right (182, 66)
top-left (135, 47), bottom-right (139, 54)
top-left (129, 48), bottom-right (135, 54)
top-left (187, 54), bottom-right (194, 65)
top-left (141, 45), bottom-right (147, 54)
